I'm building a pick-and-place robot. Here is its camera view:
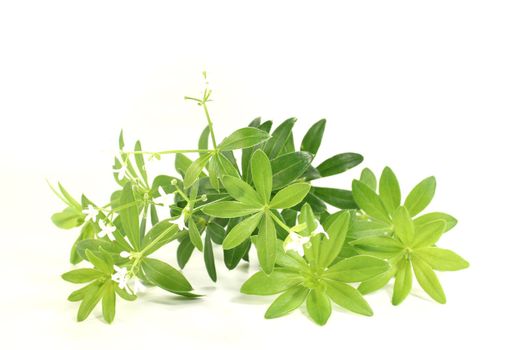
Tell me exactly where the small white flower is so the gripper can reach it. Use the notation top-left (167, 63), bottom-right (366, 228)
top-left (97, 220), bottom-right (116, 240)
top-left (111, 265), bottom-right (130, 291)
top-left (284, 231), bottom-right (311, 256)
top-left (130, 278), bottom-right (146, 294)
top-left (155, 186), bottom-right (173, 207)
top-left (82, 204), bottom-right (99, 223)
top-left (120, 251), bottom-right (131, 259)
top-left (169, 206), bottom-right (189, 230)
top-left (113, 164), bottom-right (127, 181)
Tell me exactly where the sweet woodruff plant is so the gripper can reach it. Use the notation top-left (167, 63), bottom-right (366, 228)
top-left (50, 74), bottom-right (468, 325)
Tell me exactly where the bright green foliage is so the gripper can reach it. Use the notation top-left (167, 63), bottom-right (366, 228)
top-left (50, 75), bottom-right (467, 325)
top-left (242, 209), bottom-right (390, 325)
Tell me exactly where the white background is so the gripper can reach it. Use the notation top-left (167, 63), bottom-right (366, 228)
top-left (1, 1), bottom-right (524, 349)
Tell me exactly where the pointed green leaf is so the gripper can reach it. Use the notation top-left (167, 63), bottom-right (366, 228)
top-left (265, 285), bottom-right (309, 319)
top-left (188, 217), bottom-right (203, 252)
top-left (325, 280), bottom-right (373, 316)
top-left (270, 183), bottom-right (311, 209)
top-left (379, 167), bottom-right (401, 214)
top-left (358, 267), bottom-right (396, 295)
top-left (412, 255), bottom-right (446, 304)
top-left (414, 212), bottom-right (457, 233)
top-left (240, 268), bottom-right (303, 295)
top-left (317, 153), bottom-right (363, 178)
top-left (183, 153), bottom-right (212, 189)
top-left (301, 119), bottom-right (326, 156)
top-left (351, 236), bottom-right (404, 259)
top-left (134, 140), bottom-right (148, 184)
top-left (306, 289), bottom-right (332, 325)
top-left (202, 201), bottom-right (261, 218)
top-left (102, 281), bottom-right (116, 324)
top-left (222, 175), bottom-right (263, 206)
top-left (412, 220), bottom-right (446, 248)
top-left (204, 232), bottom-right (217, 282)
top-left (177, 234), bottom-right (194, 269)
top-left (263, 117), bottom-right (296, 159)
top-left (271, 151), bottom-right (313, 189)
top-left (352, 180), bottom-right (391, 223)
top-left (62, 269), bottom-right (105, 284)
top-left (404, 176), bottom-right (436, 216)
top-left (77, 283), bottom-right (104, 321)
top-left (119, 183), bottom-right (140, 249)
top-left (324, 256), bottom-right (390, 283)
top-left (359, 168), bottom-right (377, 191)
top-left (257, 213), bottom-right (277, 274)
top-left (142, 258), bottom-right (194, 295)
top-left (51, 207), bottom-right (84, 229)
top-left (318, 210), bottom-right (351, 268)
top-left (219, 127), bottom-right (271, 151)
top-left (415, 247), bottom-right (469, 271)
top-left (392, 258), bottom-right (412, 305)
top-left (312, 187), bottom-right (357, 209)
top-left (251, 149), bottom-right (272, 203)
top-left (392, 206), bottom-right (415, 245)
top-left (223, 212), bottom-right (263, 249)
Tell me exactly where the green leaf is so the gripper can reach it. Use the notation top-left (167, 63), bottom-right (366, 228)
top-left (77, 284), bottom-right (105, 322)
top-left (175, 153), bottom-right (192, 177)
top-left (298, 203), bottom-right (317, 234)
top-left (177, 235), bottom-right (194, 269)
top-left (119, 183), bottom-right (141, 249)
top-left (240, 268), bottom-right (303, 295)
top-left (317, 153), bottom-right (363, 178)
top-left (67, 281), bottom-right (99, 302)
top-left (415, 247), bottom-right (469, 271)
top-left (412, 255), bottom-right (446, 304)
top-left (58, 182), bottom-right (82, 210)
top-left (301, 119), bottom-right (326, 156)
top-left (412, 221), bottom-right (446, 248)
top-left (351, 236), bottom-right (404, 259)
top-left (358, 267), bottom-right (396, 295)
top-left (224, 237), bottom-right (251, 270)
top-left (265, 285), bottom-right (309, 319)
top-left (312, 187), bottom-right (358, 209)
top-left (183, 153), bottom-right (212, 189)
top-left (223, 212), bottom-right (263, 249)
top-left (115, 286), bottom-right (137, 301)
top-left (271, 151), bottom-right (313, 189)
top-left (141, 220), bottom-right (181, 256)
top-left (392, 206), bottom-right (415, 245)
top-left (414, 212), bottom-right (457, 233)
top-left (219, 127), bottom-right (271, 151)
top-left (352, 180), bottom-right (391, 223)
top-left (257, 213), bottom-right (277, 274)
top-left (134, 140), bottom-right (148, 184)
top-left (202, 201), bottom-right (261, 218)
top-left (360, 168), bottom-right (377, 191)
top-left (198, 125), bottom-right (210, 156)
top-left (325, 280), bottom-right (373, 316)
top-left (318, 210), bottom-right (351, 268)
top-left (324, 256), bottom-right (390, 283)
top-left (85, 250), bottom-right (112, 274)
top-left (51, 207), bottom-right (84, 229)
top-left (62, 269), bottom-right (105, 284)
top-left (142, 258), bottom-right (194, 295)
top-left (379, 167), bottom-right (401, 214)
top-left (404, 176), bottom-right (436, 216)
top-left (102, 281), bottom-right (116, 324)
top-left (263, 117), bottom-right (296, 159)
top-left (222, 175), bottom-right (263, 206)
top-left (251, 149), bottom-right (272, 203)
top-left (207, 221), bottom-right (226, 244)
top-left (269, 183), bottom-right (311, 209)
top-left (349, 218), bottom-right (393, 239)
top-left (204, 232), bottom-right (217, 282)
top-left (306, 288), bottom-right (332, 325)
top-left (188, 217), bottom-right (203, 252)
top-left (392, 258), bottom-right (412, 305)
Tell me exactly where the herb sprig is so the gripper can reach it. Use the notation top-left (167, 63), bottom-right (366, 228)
top-left (51, 73), bottom-right (468, 324)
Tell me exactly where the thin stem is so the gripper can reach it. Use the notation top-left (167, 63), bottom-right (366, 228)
top-left (268, 210), bottom-right (291, 232)
top-left (202, 102), bottom-right (218, 149)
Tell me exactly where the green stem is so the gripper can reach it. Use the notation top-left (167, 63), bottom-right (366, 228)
top-left (202, 102), bottom-right (218, 149)
top-left (268, 210), bottom-right (291, 232)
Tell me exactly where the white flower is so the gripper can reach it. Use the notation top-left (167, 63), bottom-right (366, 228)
top-left (284, 231), bottom-right (311, 256)
top-left (113, 165), bottom-right (127, 181)
top-left (155, 186), bottom-right (173, 207)
top-left (169, 206), bottom-right (189, 230)
top-left (97, 220), bottom-right (116, 240)
top-left (130, 278), bottom-right (146, 294)
top-left (120, 251), bottom-right (131, 259)
top-left (111, 265), bottom-right (130, 291)
top-left (82, 204), bottom-right (99, 223)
